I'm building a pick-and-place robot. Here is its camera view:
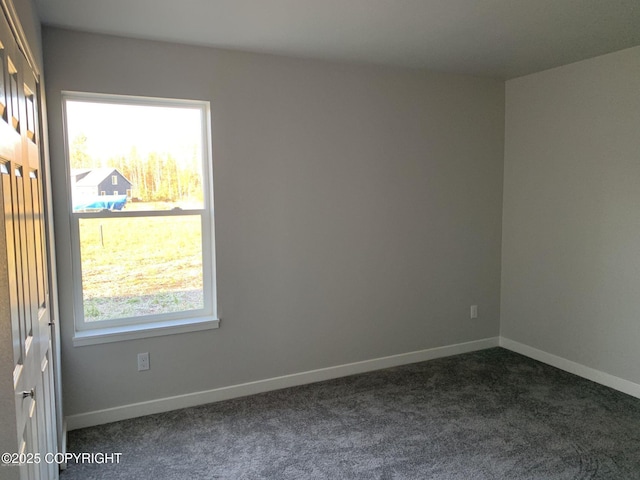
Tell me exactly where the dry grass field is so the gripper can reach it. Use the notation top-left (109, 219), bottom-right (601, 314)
top-left (79, 203), bottom-right (204, 321)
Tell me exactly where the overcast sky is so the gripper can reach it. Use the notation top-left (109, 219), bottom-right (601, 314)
top-left (65, 99), bottom-right (204, 168)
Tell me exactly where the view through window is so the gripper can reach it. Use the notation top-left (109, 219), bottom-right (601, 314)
top-left (64, 94), bottom-right (214, 328)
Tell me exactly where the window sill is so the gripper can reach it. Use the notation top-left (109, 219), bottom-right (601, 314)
top-left (72, 316), bottom-right (219, 347)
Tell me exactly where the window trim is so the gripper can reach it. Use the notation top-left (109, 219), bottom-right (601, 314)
top-left (62, 91), bottom-right (218, 345)
top-left (72, 316), bottom-right (219, 347)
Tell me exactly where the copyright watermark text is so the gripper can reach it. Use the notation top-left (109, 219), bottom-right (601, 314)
top-left (2, 452), bottom-right (122, 466)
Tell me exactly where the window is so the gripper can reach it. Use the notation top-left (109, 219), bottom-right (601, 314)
top-left (63, 92), bottom-right (217, 345)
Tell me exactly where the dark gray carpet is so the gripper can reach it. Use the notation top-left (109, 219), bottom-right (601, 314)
top-left (61, 348), bottom-right (640, 479)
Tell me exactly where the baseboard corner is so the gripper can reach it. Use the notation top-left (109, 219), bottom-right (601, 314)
top-left (499, 336), bottom-right (640, 400)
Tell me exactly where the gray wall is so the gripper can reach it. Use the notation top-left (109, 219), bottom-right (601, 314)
top-left (43, 27), bottom-right (504, 416)
top-left (502, 46), bottom-right (640, 384)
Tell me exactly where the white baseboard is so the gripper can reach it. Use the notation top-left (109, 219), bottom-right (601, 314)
top-left (500, 337), bottom-right (640, 400)
top-left (66, 336), bottom-right (499, 430)
top-left (66, 336), bottom-right (640, 431)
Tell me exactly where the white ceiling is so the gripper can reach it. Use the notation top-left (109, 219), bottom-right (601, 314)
top-left (35, 0), bottom-right (640, 79)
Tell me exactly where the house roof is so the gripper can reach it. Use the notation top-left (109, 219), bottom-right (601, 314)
top-left (70, 168), bottom-right (92, 177)
top-left (73, 167), bottom-right (132, 187)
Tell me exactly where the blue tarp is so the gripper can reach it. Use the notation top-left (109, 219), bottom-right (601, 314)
top-left (73, 195), bottom-right (128, 211)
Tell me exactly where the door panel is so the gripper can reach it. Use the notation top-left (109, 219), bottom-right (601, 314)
top-left (38, 352), bottom-right (57, 479)
top-left (1, 160), bottom-right (21, 366)
top-left (0, 8), bottom-right (57, 480)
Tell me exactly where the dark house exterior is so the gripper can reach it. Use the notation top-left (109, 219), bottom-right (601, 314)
top-left (71, 167), bottom-right (133, 199)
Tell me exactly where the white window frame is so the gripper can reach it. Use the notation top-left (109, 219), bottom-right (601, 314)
top-left (63, 92), bottom-right (218, 346)
top-left (111, 175), bottom-right (118, 185)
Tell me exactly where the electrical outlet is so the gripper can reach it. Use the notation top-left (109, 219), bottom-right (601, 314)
top-left (137, 352), bottom-right (150, 371)
top-left (470, 305), bottom-right (478, 319)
